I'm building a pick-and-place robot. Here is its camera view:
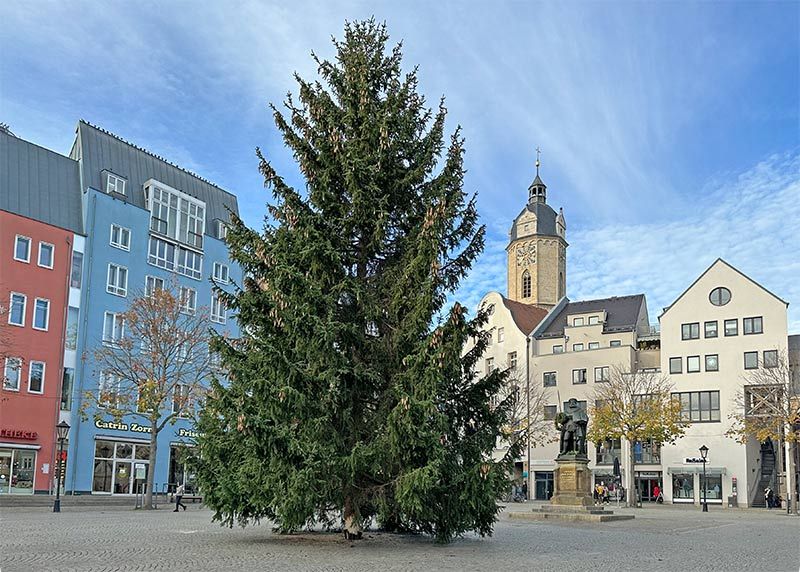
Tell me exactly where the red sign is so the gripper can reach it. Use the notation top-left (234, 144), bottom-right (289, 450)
top-left (0, 428), bottom-right (38, 440)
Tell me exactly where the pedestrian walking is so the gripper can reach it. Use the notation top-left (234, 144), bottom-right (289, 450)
top-left (765, 487), bottom-right (774, 509)
top-left (521, 481), bottom-right (528, 501)
top-left (653, 484), bottom-right (663, 503)
top-left (174, 483), bottom-right (187, 512)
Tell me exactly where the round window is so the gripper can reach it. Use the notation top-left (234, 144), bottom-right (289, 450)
top-left (709, 287), bottom-right (731, 306)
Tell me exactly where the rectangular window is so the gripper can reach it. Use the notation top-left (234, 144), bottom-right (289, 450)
top-left (681, 322), bottom-right (700, 340)
top-left (704, 321), bottom-right (718, 338)
top-left (33, 298), bottom-right (50, 331)
top-left (610, 340), bottom-right (621, 347)
top-left (211, 293), bottom-right (226, 324)
top-left (3, 357), bottom-right (21, 391)
top-left (70, 251), bottom-right (83, 288)
top-left (553, 345), bottom-right (564, 354)
top-left (14, 235), bottom-right (31, 262)
top-left (106, 173), bottom-right (127, 195)
top-left (103, 312), bottom-right (125, 345)
top-left (573, 343), bottom-right (584, 352)
top-left (669, 357), bottom-right (682, 374)
top-left (705, 354), bottom-right (719, 372)
top-left (61, 368), bottom-right (75, 411)
top-left (763, 350), bottom-right (778, 368)
top-left (146, 182), bottom-right (205, 248)
top-left (588, 316), bottom-right (600, 325)
top-left (744, 351), bottom-right (758, 370)
top-left (543, 372), bottom-right (557, 387)
top-left (213, 262), bottom-right (230, 284)
top-left (543, 405), bottom-right (558, 420)
top-left (686, 355), bottom-right (701, 373)
top-left (8, 292), bottom-right (26, 326)
top-left (215, 219), bottom-right (228, 240)
top-left (179, 286), bottom-right (197, 315)
top-left (507, 351), bottom-right (517, 370)
top-left (672, 390), bottom-right (720, 422)
top-left (177, 248), bottom-right (203, 279)
top-left (65, 306), bottom-right (79, 351)
top-left (145, 276), bottom-right (165, 297)
top-left (172, 384), bottom-right (191, 415)
top-left (148, 236), bottom-right (176, 270)
top-left (110, 224), bottom-right (131, 251)
top-left (38, 242), bottom-right (54, 268)
top-left (485, 357), bottom-right (495, 375)
top-left (724, 319), bottom-right (738, 336)
top-left (497, 327), bottom-right (505, 343)
top-left (572, 368), bottom-right (587, 384)
top-left (573, 317), bottom-right (585, 326)
top-left (98, 371), bottom-right (121, 407)
top-left (594, 366), bottom-right (610, 382)
top-left (106, 264), bottom-right (128, 297)
top-left (743, 317), bottom-right (763, 335)
top-left (588, 342), bottom-right (599, 350)
top-left (28, 361), bottom-right (45, 394)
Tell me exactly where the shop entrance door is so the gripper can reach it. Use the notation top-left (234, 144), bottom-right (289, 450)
top-left (637, 477), bottom-right (659, 502)
top-left (0, 450), bottom-right (11, 494)
top-left (534, 471), bottom-right (554, 500)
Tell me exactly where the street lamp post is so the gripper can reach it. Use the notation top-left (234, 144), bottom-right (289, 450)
top-left (53, 421), bottom-right (70, 513)
top-left (699, 444), bottom-right (709, 513)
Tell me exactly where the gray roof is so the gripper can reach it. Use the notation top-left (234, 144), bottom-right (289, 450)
top-left (529, 173), bottom-right (546, 189)
top-left (509, 201), bottom-right (558, 240)
top-left (789, 334), bottom-right (800, 351)
top-left (72, 121), bottom-right (239, 226)
top-left (0, 130), bottom-right (83, 234)
top-left (535, 294), bottom-right (646, 338)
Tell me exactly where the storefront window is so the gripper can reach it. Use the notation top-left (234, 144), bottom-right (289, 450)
top-left (0, 449), bottom-right (37, 494)
top-left (672, 474), bottom-right (694, 501)
top-left (92, 440), bottom-right (149, 494)
top-left (633, 439), bottom-right (661, 464)
top-left (534, 471), bottom-right (554, 501)
top-left (702, 475), bottom-right (722, 501)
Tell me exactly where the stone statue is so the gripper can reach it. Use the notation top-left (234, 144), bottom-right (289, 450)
top-left (556, 398), bottom-right (589, 457)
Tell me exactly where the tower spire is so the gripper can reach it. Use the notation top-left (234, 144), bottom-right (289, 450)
top-left (528, 146), bottom-right (546, 204)
top-left (535, 146), bottom-right (541, 176)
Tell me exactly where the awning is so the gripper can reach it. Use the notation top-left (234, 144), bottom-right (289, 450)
top-left (667, 466), bottom-right (726, 476)
top-left (0, 442), bottom-right (41, 450)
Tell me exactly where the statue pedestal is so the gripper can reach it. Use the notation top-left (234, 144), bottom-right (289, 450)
top-left (550, 455), bottom-right (593, 507)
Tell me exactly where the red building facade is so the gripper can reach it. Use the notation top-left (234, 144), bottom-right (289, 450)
top-left (0, 210), bottom-right (73, 494)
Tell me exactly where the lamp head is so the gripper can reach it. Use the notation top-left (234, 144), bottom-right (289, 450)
top-left (56, 421), bottom-right (71, 441)
top-left (699, 444), bottom-right (709, 460)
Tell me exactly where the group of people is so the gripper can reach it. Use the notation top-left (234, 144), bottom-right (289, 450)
top-left (764, 486), bottom-right (782, 509)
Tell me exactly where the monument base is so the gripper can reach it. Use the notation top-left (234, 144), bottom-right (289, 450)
top-left (509, 504), bottom-right (635, 523)
top-left (549, 455), bottom-right (593, 507)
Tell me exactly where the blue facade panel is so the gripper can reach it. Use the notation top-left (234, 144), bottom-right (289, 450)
top-left (65, 188), bottom-right (240, 494)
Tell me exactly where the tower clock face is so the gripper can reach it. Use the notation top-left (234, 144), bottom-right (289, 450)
top-left (516, 242), bottom-right (536, 266)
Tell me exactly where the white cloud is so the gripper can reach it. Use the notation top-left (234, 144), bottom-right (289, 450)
top-left (455, 151), bottom-right (800, 332)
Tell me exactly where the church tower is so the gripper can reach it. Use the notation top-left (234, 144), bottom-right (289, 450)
top-left (506, 151), bottom-right (567, 308)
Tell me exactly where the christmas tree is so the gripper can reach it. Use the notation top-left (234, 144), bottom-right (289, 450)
top-left (195, 19), bottom-right (519, 543)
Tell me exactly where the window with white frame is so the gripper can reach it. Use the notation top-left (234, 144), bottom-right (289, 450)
top-left (178, 248), bottom-right (203, 279)
top-left (14, 235), bottom-right (31, 262)
top-left (179, 286), bottom-right (197, 314)
top-left (507, 351), bottom-right (517, 370)
top-left (33, 298), bottom-right (50, 331)
top-left (211, 293), bottom-right (226, 324)
top-left (146, 182), bottom-right (205, 248)
top-left (209, 348), bottom-right (222, 369)
top-left (110, 224), bottom-right (131, 250)
top-left (485, 357), bottom-right (495, 375)
top-left (8, 292), bottom-right (26, 326)
top-left (172, 384), bottom-right (191, 415)
top-left (98, 371), bottom-right (121, 407)
top-left (573, 317), bottom-right (585, 327)
top-left (3, 357), bottom-right (21, 391)
top-left (106, 173), bottom-right (127, 195)
top-left (212, 262), bottom-right (230, 284)
top-left (103, 312), bottom-right (125, 345)
top-left (588, 342), bottom-right (599, 350)
top-left (28, 361), bottom-right (45, 394)
top-left (178, 342), bottom-right (191, 362)
top-left (71, 251), bottom-right (83, 288)
top-left (572, 343), bottom-right (584, 352)
top-left (106, 264), bottom-right (128, 297)
top-left (145, 275), bottom-right (165, 297)
top-left (215, 219), bottom-right (228, 240)
top-left (38, 242), bottom-right (54, 268)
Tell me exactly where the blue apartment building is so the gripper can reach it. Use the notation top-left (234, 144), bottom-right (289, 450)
top-left (63, 121), bottom-right (241, 495)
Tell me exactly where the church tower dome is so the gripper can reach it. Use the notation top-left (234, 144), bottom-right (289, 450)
top-left (506, 148), bottom-right (568, 308)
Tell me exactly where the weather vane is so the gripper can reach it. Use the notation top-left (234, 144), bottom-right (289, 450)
top-left (535, 146), bottom-right (542, 175)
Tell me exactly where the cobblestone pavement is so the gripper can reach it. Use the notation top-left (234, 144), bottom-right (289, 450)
top-left (1, 502), bottom-right (798, 572)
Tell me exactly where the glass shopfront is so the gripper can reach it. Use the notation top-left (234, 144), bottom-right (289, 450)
top-left (672, 473), bottom-right (694, 502)
top-left (534, 471), bottom-right (554, 500)
top-left (92, 440), bottom-right (149, 494)
top-left (168, 445), bottom-right (198, 493)
top-left (0, 448), bottom-right (37, 494)
top-left (701, 474), bottom-right (723, 502)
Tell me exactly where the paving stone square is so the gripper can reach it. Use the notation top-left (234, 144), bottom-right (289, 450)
top-left (1, 502), bottom-right (798, 571)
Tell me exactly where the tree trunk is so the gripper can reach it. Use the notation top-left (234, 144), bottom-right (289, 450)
top-left (343, 494), bottom-right (363, 540)
top-left (626, 439), bottom-right (636, 508)
top-left (787, 438), bottom-right (798, 515)
top-left (144, 421), bottom-right (158, 509)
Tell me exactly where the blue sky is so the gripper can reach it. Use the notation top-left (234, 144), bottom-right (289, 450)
top-left (1, 1), bottom-right (798, 331)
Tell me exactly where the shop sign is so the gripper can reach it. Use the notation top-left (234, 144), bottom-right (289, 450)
top-left (94, 419), bottom-right (152, 434)
top-left (134, 463), bottom-right (146, 480)
top-left (177, 428), bottom-right (200, 438)
top-left (0, 428), bottom-right (38, 440)
top-left (684, 457), bottom-right (709, 464)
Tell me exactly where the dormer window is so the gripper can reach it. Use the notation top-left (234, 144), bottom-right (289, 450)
top-left (588, 316), bottom-right (600, 325)
top-left (105, 172), bottom-right (127, 196)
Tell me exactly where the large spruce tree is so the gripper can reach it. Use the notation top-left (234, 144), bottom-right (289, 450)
top-left (195, 20), bottom-right (519, 543)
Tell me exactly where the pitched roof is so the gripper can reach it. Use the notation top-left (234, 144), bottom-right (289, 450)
top-left (501, 296), bottom-right (550, 335)
top-left (535, 294), bottom-right (646, 338)
top-left (659, 258), bottom-right (789, 318)
top-left (508, 201), bottom-right (559, 240)
top-left (0, 130), bottom-right (83, 234)
top-left (73, 121), bottom-right (239, 224)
